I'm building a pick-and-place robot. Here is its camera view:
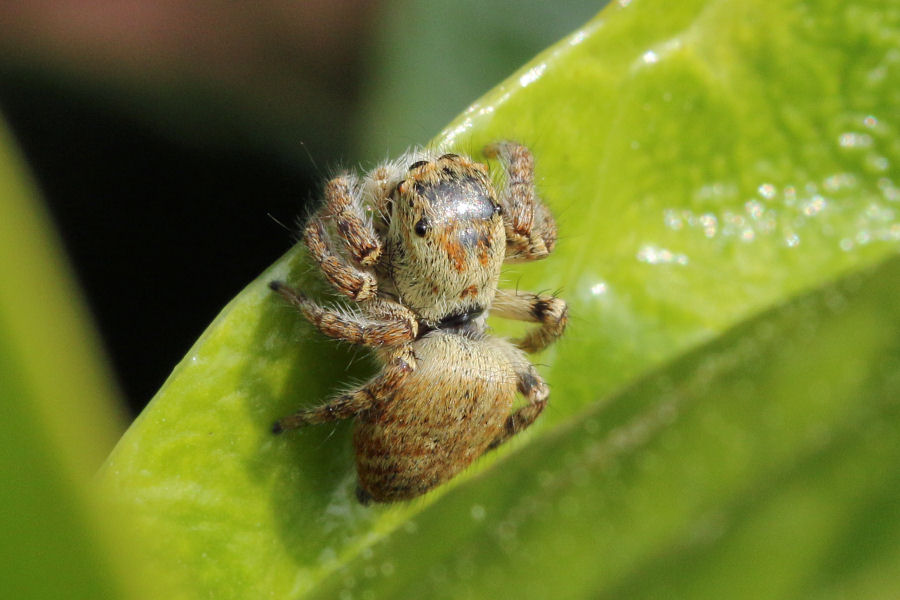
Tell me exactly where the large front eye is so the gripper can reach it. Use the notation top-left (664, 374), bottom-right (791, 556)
top-left (414, 217), bottom-right (430, 237)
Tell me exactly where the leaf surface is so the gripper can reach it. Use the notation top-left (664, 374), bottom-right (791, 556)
top-left (99, 1), bottom-right (900, 598)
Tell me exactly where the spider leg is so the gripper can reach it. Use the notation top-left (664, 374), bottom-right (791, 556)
top-left (484, 141), bottom-right (558, 263)
top-left (270, 282), bottom-right (417, 348)
top-left (488, 360), bottom-right (549, 449)
top-left (490, 288), bottom-right (568, 353)
top-left (273, 352), bottom-right (413, 433)
top-left (302, 173), bottom-right (384, 302)
top-left (303, 218), bottom-right (378, 302)
top-left (320, 174), bottom-right (382, 267)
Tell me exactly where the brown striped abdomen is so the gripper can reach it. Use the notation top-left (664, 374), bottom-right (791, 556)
top-left (353, 332), bottom-right (518, 502)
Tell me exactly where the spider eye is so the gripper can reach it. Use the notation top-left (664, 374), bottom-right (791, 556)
top-left (414, 218), bottom-right (430, 237)
top-left (493, 203), bottom-right (503, 216)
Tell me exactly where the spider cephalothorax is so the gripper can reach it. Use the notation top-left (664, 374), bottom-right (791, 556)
top-left (379, 152), bottom-right (506, 329)
top-left (271, 142), bottom-right (567, 503)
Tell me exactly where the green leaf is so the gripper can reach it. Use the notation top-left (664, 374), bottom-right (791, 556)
top-left (99, 0), bottom-right (900, 598)
top-left (0, 118), bottom-right (136, 598)
top-left (304, 242), bottom-right (900, 600)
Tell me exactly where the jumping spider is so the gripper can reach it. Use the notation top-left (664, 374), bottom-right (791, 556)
top-left (270, 141), bottom-right (567, 504)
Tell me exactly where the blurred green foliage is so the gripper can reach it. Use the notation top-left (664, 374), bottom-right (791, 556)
top-left (0, 122), bottom-right (129, 599)
top-left (355, 0), bottom-right (604, 161)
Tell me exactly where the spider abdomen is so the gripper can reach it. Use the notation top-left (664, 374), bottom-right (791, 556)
top-left (353, 331), bottom-right (517, 502)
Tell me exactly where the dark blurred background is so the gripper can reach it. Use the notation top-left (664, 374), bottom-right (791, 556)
top-left (0, 1), bottom-right (603, 417)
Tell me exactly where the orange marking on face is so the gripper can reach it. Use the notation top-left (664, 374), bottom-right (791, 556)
top-left (476, 238), bottom-right (493, 266)
top-left (442, 232), bottom-right (468, 272)
top-left (459, 284), bottom-right (479, 299)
